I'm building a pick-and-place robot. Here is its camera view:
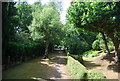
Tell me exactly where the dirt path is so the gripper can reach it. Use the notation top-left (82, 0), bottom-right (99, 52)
top-left (48, 51), bottom-right (71, 81)
top-left (3, 51), bottom-right (71, 81)
top-left (83, 52), bottom-right (119, 80)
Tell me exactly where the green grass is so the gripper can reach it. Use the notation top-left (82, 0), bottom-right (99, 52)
top-left (2, 57), bottom-right (53, 79)
top-left (83, 50), bottom-right (99, 58)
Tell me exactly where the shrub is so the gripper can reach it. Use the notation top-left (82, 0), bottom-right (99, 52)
top-left (95, 33), bottom-right (115, 53)
top-left (107, 41), bottom-right (114, 51)
top-left (83, 50), bottom-right (99, 58)
top-left (88, 70), bottom-right (107, 80)
top-left (92, 40), bottom-right (101, 50)
top-left (4, 41), bottom-right (45, 66)
top-left (68, 41), bottom-right (90, 54)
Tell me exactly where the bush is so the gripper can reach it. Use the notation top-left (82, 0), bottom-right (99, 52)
top-left (99, 39), bottom-right (114, 53)
top-left (67, 56), bottom-right (107, 80)
top-left (68, 41), bottom-right (90, 54)
top-left (3, 41), bottom-right (45, 68)
top-left (83, 50), bottom-right (99, 58)
top-left (107, 41), bottom-right (114, 51)
top-left (95, 33), bottom-right (115, 53)
top-left (88, 70), bottom-right (107, 80)
top-left (92, 40), bottom-right (101, 50)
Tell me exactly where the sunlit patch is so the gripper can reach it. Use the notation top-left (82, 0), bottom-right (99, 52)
top-left (39, 61), bottom-right (49, 65)
top-left (31, 77), bottom-right (47, 81)
top-left (37, 58), bottom-right (55, 66)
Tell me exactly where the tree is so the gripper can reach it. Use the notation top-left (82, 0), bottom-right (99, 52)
top-left (100, 32), bottom-right (110, 54)
top-left (62, 22), bottom-right (96, 54)
top-left (67, 2), bottom-right (120, 62)
top-left (16, 2), bottom-right (33, 32)
top-left (28, 4), bottom-right (62, 58)
top-left (2, 2), bottom-right (17, 64)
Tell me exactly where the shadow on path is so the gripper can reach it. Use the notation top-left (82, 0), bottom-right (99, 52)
top-left (48, 51), bottom-right (71, 81)
top-left (2, 50), bottom-right (71, 81)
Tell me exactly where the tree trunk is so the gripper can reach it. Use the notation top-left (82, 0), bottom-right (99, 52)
top-left (107, 33), bottom-right (120, 63)
top-left (101, 32), bottom-right (110, 54)
top-left (43, 41), bottom-right (49, 59)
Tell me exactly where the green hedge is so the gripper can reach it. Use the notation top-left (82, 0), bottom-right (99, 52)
top-left (67, 56), bottom-right (107, 80)
top-left (3, 41), bottom-right (45, 69)
top-left (67, 56), bottom-right (87, 79)
top-left (88, 70), bottom-right (106, 79)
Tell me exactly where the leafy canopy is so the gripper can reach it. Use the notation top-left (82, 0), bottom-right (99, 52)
top-left (67, 2), bottom-right (120, 33)
top-left (28, 4), bottom-right (62, 43)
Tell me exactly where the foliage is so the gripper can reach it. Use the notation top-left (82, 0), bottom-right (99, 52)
top-left (2, 2), bottom-right (17, 43)
top-left (83, 50), bottom-right (99, 58)
top-left (67, 2), bottom-right (120, 62)
top-left (92, 40), bottom-right (100, 50)
top-left (28, 3), bottom-right (63, 57)
top-left (2, 2), bottom-right (18, 65)
top-left (28, 4), bottom-right (62, 41)
top-left (67, 2), bottom-right (120, 33)
top-left (2, 2), bottom-right (46, 67)
top-left (88, 70), bottom-right (107, 80)
top-left (16, 2), bottom-right (33, 32)
top-left (107, 41), bottom-right (114, 51)
top-left (67, 56), bottom-right (87, 79)
top-left (92, 33), bottom-right (114, 52)
top-left (7, 41), bottom-right (45, 61)
top-left (71, 55), bottom-right (84, 64)
top-left (62, 23), bottom-right (96, 54)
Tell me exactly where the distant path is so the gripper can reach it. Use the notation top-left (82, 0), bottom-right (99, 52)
top-left (3, 51), bottom-right (71, 81)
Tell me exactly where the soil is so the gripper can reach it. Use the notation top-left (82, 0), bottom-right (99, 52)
top-left (3, 51), bottom-right (120, 81)
top-left (39, 51), bottom-right (71, 81)
top-left (83, 51), bottom-right (120, 80)
top-left (2, 51), bottom-right (71, 81)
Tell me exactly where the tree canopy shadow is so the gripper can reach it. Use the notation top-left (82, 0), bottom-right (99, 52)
top-left (49, 51), bottom-right (67, 65)
top-left (2, 56), bottom-right (63, 80)
top-left (84, 60), bottom-right (101, 70)
top-left (107, 63), bottom-right (120, 73)
top-left (98, 52), bottom-right (120, 73)
top-left (101, 52), bottom-right (115, 63)
top-left (99, 52), bottom-right (120, 73)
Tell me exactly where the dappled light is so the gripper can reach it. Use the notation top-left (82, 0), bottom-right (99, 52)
top-left (84, 60), bottom-right (101, 70)
top-left (2, 1), bottom-right (120, 80)
top-left (83, 52), bottom-right (119, 79)
top-left (107, 64), bottom-right (120, 73)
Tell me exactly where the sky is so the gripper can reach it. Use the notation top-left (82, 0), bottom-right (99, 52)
top-left (14, 0), bottom-right (71, 24)
top-left (60, 0), bottom-right (71, 24)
